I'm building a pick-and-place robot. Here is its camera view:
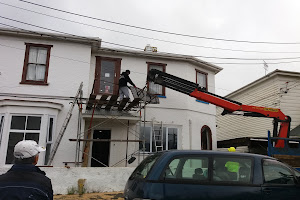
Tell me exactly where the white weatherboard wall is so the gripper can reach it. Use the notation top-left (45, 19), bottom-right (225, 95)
top-left (217, 70), bottom-right (300, 142)
top-left (0, 34), bottom-right (92, 167)
top-left (0, 167), bottom-right (135, 194)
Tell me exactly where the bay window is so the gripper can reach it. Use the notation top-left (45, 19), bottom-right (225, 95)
top-left (6, 115), bottom-right (42, 164)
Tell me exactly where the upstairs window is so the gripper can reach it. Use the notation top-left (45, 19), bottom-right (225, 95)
top-left (196, 69), bottom-right (208, 91)
top-left (147, 62), bottom-right (166, 96)
top-left (21, 43), bottom-right (52, 85)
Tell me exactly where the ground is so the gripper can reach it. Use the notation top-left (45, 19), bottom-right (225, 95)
top-left (54, 192), bottom-right (124, 200)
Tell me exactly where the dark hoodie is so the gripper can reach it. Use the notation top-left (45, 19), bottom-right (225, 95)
top-left (119, 72), bottom-right (135, 87)
top-left (0, 164), bottom-right (53, 200)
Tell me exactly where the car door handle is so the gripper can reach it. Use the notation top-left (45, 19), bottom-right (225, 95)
top-left (263, 188), bottom-right (272, 195)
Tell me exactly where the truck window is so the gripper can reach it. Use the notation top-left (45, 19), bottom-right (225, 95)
top-left (213, 157), bottom-right (252, 183)
top-left (263, 159), bottom-right (295, 185)
top-left (130, 153), bottom-right (161, 179)
top-left (163, 156), bottom-right (209, 181)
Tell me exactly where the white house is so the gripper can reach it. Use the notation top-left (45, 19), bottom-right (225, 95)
top-left (217, 70), bottom-right (300, 154)
top-left (0, 28), bottom-right (222, 168)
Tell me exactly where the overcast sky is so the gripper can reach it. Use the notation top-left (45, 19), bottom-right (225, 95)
top-left (1, 0), bottom-right (300, 96)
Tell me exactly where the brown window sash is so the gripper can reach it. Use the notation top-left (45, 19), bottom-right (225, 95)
top-left (94, 56), bottom-right (121, 95)
top-left (195, 69), bottom-right (208, 91)
top-left (147, 62), bottom-right (167, 96)
top-left (20, 43), bottom-right (53, 85)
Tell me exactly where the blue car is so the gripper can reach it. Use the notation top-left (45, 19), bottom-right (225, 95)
top-left (124, 150), bottom-right (300, 200)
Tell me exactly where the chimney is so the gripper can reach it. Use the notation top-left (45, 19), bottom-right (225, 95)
top-left (144, 44), bottom-right (157, 52)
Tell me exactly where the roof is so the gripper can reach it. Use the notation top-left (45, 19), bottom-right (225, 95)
top-left (97, 47), bottom-right (223, 74)
top-left (0, 28), bottom-right (101, 51)
top-left (226, 69), bottom-right (300, 98)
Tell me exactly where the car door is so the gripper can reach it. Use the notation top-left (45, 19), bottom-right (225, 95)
top-left (261, 159), bottom-right (300, 200)
top-left (161, 155), bottom-right (261, 200)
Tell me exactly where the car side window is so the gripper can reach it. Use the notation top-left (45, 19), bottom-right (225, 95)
top-left (263, 159), bottom-right (295, 185)
top-left (163, 156), bottom-right (209, 181)
top-left (213, 157), bottom-right (252, 183)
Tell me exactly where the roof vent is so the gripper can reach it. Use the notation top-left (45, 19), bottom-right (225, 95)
top-left (144, 44), bottom-right (157, 52)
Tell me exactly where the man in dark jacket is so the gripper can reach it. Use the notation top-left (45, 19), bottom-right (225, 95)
top-left (0, 140), bottom-right (53, 200)
top-left (119, 70), bottom-right (136, 100)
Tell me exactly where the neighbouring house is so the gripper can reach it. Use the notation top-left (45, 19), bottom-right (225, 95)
top-left (0, 28), bottom-right (222, 168)
top-left (217, 70), bottom-right (300, 154)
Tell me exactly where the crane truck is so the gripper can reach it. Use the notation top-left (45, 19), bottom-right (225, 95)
top-left (147, 69), bottom-right (300, 168)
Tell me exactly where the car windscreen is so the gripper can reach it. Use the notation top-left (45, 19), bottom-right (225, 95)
top-left (129, 153), bottom-right (162, 180)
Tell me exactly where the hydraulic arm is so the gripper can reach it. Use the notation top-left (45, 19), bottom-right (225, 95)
top-left (148, 69), bottom-right (291, 148)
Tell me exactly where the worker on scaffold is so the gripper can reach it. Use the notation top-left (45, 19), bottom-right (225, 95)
top-left (119, 70), bottom-right (136, 100)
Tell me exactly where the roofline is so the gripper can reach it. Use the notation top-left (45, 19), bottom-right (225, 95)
top-left (97, 47), bottom-right (223, 74)
top-left (226, 69), bottom-right (300, 97)
top-left (0, 28), bottom-right (101, 51)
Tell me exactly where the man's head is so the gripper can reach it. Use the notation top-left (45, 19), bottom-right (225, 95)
top-left (125, 70), bottom-right (130, 75)
top-left (14, 140), bottom-right (45, 165)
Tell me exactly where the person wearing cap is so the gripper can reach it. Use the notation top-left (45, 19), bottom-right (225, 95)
top-left (119, 69), bottom-right (136, 100)
top-left (0, 140), bottom-right (53, 200)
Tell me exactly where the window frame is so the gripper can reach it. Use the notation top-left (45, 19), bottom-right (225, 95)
top-left (160, 155), bottom-right (210, 182)
top-left (195, 69), bottom-right (208, 91)
top-left (262, 159), bottom-right (297, 185)
top-left (212, 155), bottom-right (254, 184)
top-left (140, 125), bottom-right (178, 153)
top-left (44, 116), bottom-right (55, 165)
top-left (6, 115), bottom-right (42, 164)
top-left (20, 43), bottom-right (53, 85)
top-left (94, 56), bottom-right (121, 95)
top-left (0, 114), bottom-right (5, 149)
top-left (201, 125), bottom-right (212, 150)
top-left (147, 62), bottom-right (167, 96)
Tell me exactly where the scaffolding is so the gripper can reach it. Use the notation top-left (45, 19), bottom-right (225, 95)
top-left (66, 85), bottom-right (160, 167)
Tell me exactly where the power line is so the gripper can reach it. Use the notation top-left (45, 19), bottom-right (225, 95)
top-left (18, 0), bottom-right (300, 45)
top-left (2, 2), bottom-right (300, 54)
top-left (3, 20), bottom-right (300, 66)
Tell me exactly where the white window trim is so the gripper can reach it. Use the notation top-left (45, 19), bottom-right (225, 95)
top-left (0, 114), bottom-right (5, 149)
top-left (141, 124), bottom-right (178, 153)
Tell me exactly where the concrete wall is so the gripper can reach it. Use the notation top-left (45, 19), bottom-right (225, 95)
top-left (0, 167), bottom-right (135, 194)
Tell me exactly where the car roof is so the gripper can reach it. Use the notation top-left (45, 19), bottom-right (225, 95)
top-left (160, 150), bottom-right (274, 160)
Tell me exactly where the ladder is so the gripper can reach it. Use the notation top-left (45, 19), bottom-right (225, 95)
top-left (47, 82), bottom-right (83, 165)
top-left (153, 121), bottom-right (163, 152)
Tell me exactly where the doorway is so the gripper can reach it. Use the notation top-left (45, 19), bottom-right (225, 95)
top-left (91, 130), bottom-right (111, 167)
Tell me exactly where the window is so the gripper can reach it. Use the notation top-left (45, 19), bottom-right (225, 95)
top-left (147, 62), bottom-right (166, 96)
top-left (162, 156), bottom-right (209, 181)
top-left (21, 43), bottom-right (52, 85)
top-left (213, 157), bottom-right (252, 183)
top-left (140, 125), bottom-right (178, 153)
top-left (44, 116), bottom-right (55, 165)
top-left (130, 153), bottom-right (162, 179)
top-left (6, 115), bottom-right (41, 164)
top-left (196, 69), bottom-right (208, 91)
top-left (201, 125), bottom-right (212, 150)
top-left (263, 159), bottom-right (295, 184)
top-left (94, 56), bottom-right (121, 95)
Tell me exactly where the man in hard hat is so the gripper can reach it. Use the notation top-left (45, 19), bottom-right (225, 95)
top-left (0, 140), bottom-right (53, 200)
